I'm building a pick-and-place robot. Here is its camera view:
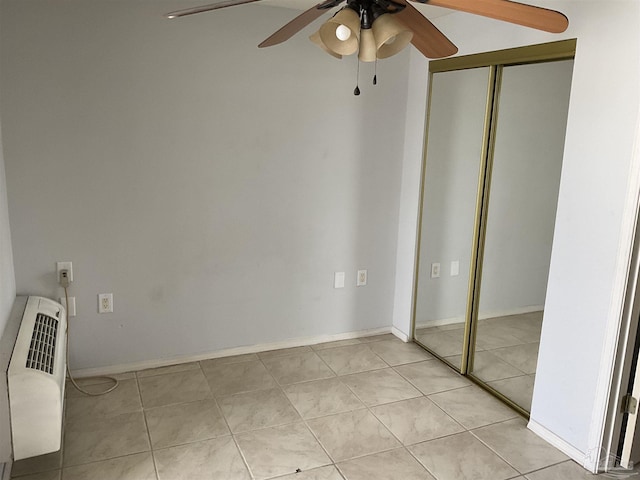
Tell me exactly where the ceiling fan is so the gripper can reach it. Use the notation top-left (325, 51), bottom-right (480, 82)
top-left (166, 0), bottom-right (568, 92)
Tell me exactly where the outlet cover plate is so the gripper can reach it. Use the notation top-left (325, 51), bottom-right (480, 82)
top-left (59, 297), bottom-right (76, 317)
top-left (357, 270), bottom-right (367, 286)
top-left (56, 261), bottom-right (73, 282)
top-left (98, 293), bottom-right (113, 313)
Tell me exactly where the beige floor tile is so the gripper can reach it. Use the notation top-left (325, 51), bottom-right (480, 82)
top-left (11, 471), bottom-right (60, 480)
top-left (371, 396), bottom-right (464, 445)
top-left (472, 418), bottom-right (568, 473)
top-left (415, 330), bottom-right (466, 357)
top-left (11, 450), bottom-right (61, 477)
top-left (258, 346), bottom-right (313, 360)
top-left (283, 377), bottom-right (364, 419)
top-left (429, 385), bottom-right (518, 429)
top-left (394, 360), bottom-right (470, 395)
top-left (338, 448), bottom-right (435, 480)
top-left (65, 378), bottom-right (142, 423)
top-left (454, 350), bottom-right (526, 382)
top-left (218, 387), bottom-right (300, 433)
top-left (410, 432), bottom-right (519, 480)
top-left (367, 340), bottom-right (434, 366)
top-left (475, 325), bottom-right (526, 350)
top-left (488, 375), bottom-right (535, 411)
top-left (523, 461), bottom-right (598, 479)
top-left (62, 452), bottom-right (156, 480)
top-left (145, 399), bottom-right (230, 449)
top-left (201, 360), bottom-right (277, 396)
top-left (316, 344), bottom-right (387, 375)
top-left (236, 423), bottom-right (331, 480)
top-left (63, 411), bottom-right (150, 467)
top-left (136, 361), bottom-right (200, 378)
top-left (138, 369), bottom-right (212, 408)
top-left (312, 339), bottom-right (362, 350)
top-left (341, 368), bottom-right (421, 406)
top-left (200, 353), bottom-right (259, 366)
top-left (307, 409), bottom-right (400, 462)
top-left (358, 334), bottom-right (396, 343)
top-left (154, 436), bottom-right (250, 480)
top-left (275, 465), bottom-right (344, 479)
top-left (262, 351), bottom-right (335, 385)
top-left (490, 343), bottom-right (539, 374)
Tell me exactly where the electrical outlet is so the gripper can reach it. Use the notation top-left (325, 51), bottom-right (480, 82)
top-left (59, 296), bottom-right (76, 317)
top-left (98, 293), bottom-right (113, 313)
top-left (56, 261), bottom-right (73, 283)
top-left (431, 263), bottom-right (441, 278)
top-left (357, 269), bottom-right (367, 286)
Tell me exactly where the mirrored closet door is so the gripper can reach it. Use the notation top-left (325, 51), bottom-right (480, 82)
top-left (412, 41), bottom-right (575, 415)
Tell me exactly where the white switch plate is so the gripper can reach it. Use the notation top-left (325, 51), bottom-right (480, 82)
top-left (451, 260), bottom-right (460, 276)
top-left (98, 293), bottom-right (113, 313)
top-left (56, 261), bottom-right (73, 282)
top-left (431, 263), bottom-right (441, 278)
top-left (357, 270), bottom-right (367, 286)
top-left (334, 272), bottom-right (345, 289)
top-left (59, 296), bottom-right (76, 317)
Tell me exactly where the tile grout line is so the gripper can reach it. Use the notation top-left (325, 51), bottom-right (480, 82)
top-left (134, 371), bottom-right (160, 480)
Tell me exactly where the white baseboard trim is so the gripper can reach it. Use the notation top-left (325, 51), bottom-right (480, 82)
top-left (391, 326), bottom-right (410, 342)
top-left (70, 326), bottom-right (392, 378)
top-left (528, 419), bottom-right (596, 473)
top-left (416, 305), bottom-right (544, 330)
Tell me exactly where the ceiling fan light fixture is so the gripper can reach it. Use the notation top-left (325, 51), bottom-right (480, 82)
top-left (372, 13), bottom-right (413, 59)
top-left (358, 28), bottom-right (377, 62)
top-left (319, 7), bottom-right (360, 56)
top-left (309, 30), bottom-right (343, 59)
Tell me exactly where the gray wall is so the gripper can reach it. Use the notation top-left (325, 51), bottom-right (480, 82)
top-left (0, 0), bottom-right (409, 370)
top-left (0, 0), bottom-right (15, 348)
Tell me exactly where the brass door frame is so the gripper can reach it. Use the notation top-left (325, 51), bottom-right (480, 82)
top-left (411, 39), bottom-right (576, 417)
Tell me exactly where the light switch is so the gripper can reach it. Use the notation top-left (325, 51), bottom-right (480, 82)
top-left (431, 263), bottom-right (440, 278)
top-left (451, 260), bottom-right (460, 276)
top-left (334, 272), bottom-right (345, 289)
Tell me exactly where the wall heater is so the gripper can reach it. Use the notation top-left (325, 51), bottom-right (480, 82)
top-left (3, 296), bottom-right (67, 461)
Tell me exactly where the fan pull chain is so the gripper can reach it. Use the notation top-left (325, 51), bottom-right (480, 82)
top-left (373, 58), bottom-right (377, 85)
top-left (354, 59), bottom-right (361, 96)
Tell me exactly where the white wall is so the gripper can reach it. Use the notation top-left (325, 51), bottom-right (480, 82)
top-left (0, 1), bottom-right (15, 345)
top-left (0, 0), bottom-right (410, 370)
top-left (395, 0), bottom-right (640, 468)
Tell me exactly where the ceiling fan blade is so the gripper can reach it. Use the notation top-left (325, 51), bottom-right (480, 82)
top-left (165, 0), bottom-right (261, 18)
top-left (259, 0), bottom-right (341, 48)
top-left (396, 2), bottom-right (458, 58)
top-left (419, 0), bottom-right (568, 33)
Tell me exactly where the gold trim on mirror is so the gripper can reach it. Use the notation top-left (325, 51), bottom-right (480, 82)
top-left (429, 39), bottom-right (576, 73)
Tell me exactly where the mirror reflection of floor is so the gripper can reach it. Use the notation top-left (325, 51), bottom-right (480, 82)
top-left (414, 311), bottom-right (542, 412)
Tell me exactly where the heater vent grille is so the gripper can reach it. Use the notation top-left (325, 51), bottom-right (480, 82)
top-left (25, 313), bottom-right (58, 375)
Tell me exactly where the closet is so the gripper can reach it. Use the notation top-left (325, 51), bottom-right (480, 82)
top-left (412, 40), bottom-right (575, 415)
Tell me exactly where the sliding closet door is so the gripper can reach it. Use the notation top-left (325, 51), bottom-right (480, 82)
top-left (470, 60), bottom-right (574, 410)
top-left (413, 67), bottom-right (490, 371)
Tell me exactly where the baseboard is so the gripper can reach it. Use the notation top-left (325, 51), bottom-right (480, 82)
top-left (391, 326), bottom-right (410, 342)
top-left (70, 326), bottom-right (392, 378)
top-left (416, 305), bottom-right (544, 330)
top-left (528, 419), bottom-right (596, 473)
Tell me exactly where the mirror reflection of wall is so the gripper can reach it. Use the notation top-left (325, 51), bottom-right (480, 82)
top-left (471, 59), bottom-right (574, 412)
top-left (413, 67), bottom-right (490, 370)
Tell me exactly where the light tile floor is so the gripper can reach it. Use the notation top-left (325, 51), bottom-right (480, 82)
top-left (416, 312), bottom-right (543, 411)
top-left (11, 333), bottom-right (609, 479)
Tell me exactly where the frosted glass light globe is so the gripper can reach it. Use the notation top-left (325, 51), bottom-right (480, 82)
top-left (335, 24), bottom-right (351, 41)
